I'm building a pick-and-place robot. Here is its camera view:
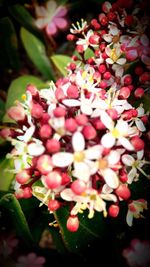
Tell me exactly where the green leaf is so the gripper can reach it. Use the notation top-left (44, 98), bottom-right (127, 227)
top-left (0, 158), bottom-right (15, 191)
top-left (8, 4), bottom-right (43, 41)
top-left (20, 27), bottom-right (55, 81)
top-left (54, 206), bottom-right (108, 253)
top-left (5, 75), bottom-right (44, 111)
top-left (0, 193), bottom-right (34, 245)
top-left (84, 48), bottom-right (95, 60)
top-left (51, 54), bottom-right (72, 76)
top-left (0, 17), bottom-right (20, 70)
top-left (0, 98), bottom-right (5, 120)
top-left (142, 94), bottom-right (150, 112)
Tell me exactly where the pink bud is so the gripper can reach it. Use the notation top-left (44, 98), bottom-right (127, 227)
top-left (107, 109), bottom-right (118, 120)
top-left (67, 34), bottom-right (75, 41)
top-left (39, 124), bottom-right (52, 139)
top-left (26, 84), bottom-right (38, 96)
top-left (134, 88), bottom-right (144, 98)
top-left (55, 88), bottom-right (65, 101)
top-left (108, 205), bottom-right (120, 217)
top-left (115, 184), bottom-right (131, 200)
top-left (7, 105), bottom-right (26, 122)
top-left (89, 34), bottom-right (100, 45)
top-left (98, 64), bottom-right (106, 74)
top-left (16, 170), bottom-right (30, 184)
top-left (66, 216), bottom-right (79, 232)
top-left (61, 172), bottom-right (71, 185)
top-left (91, 19), bottom-right (101, 30)
top-left (119, 87), bottom-right (131, 99)
top-left (45, 171), bottom-right (62, 189)
top-left (75, 114), bottom-right (88, 125)
top-left (53, 107), bottom-right (66, 117)
top-left (82, 125), bottom-right (97, 140)
top-left (131, 136), bottom-right (145, 151)
top-left (23, 187), bottom-right (32, 198)
top-left (71, 180), bottom-right (86, 195)
top-left (48, 199), bottom-right (61, 211)
top-left (36, 155), bottom-right (53, 175)
top-left (102, 1), bottom-right (112, 13)
top-left (46, 139), bottom-right (60, 153)
top-left (103, 71), bottom-right (111, 80)
top-left (67, 85), bottom-right (79, 98)
top-left (31, 103), bottom-right (43, 119)
top-left (65, 118), bottom-right (78, 132)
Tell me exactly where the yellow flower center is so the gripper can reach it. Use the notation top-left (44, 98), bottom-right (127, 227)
top-left (90, 194), bottom-right (97, 201)
top-left (111, 128), bottom-right (120, 138)
top-left (99, 158), bottom-right (108, 169)
top-left (74, 151), bottom-right (85, 162)
top-left (21, 94), bottom-right (27, 101)
top-left (111, 48), bottom-right (119, 62)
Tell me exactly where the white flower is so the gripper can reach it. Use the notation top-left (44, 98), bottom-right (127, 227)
top-left (126, 199), bottom-right (148, 227)
top-left (105, 44), bottom-right (126, 65)
top-left (100, 111), bottom-right (135, 150)
top-left (122, 151), bottom-right (150, 184)
top-left (70, 19), bottom-right (88, 34)
top-left (52, 131), bottom-right (102, 182)
top-left (76, 29), bottom-right (99, 51)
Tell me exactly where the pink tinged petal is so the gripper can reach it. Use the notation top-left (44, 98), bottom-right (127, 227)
top-left (102, 184), bottom-right (113, 194)
top-left (122, 154), bottom-right (135, 166)
top-left (101, 193), bottom-right (117, 202)
top-left (100, 111), bottom-right (114, 130)
top-left (27, 143), bottom-right (45, 156)
top-left (91, 109), bottom-right (102, 118)
top-left (110, 25), bottom-right (119, 36)
top-left (116, 58), bottom-right (126, 65)
top-left (46, 0), bottom-right (57, 13)
top-left (56, 7), bottom-right (68, 17)
top-left (137, 106), bottom-right (144, 116)
top-left (53, 17), bottom-right (68, 29)
top-left (135, 119), bottom-right (146, 132)
top-left (103, 34), bottom-right (112, 43)
top-left (137, 150), bottom-right (144, 160)
top-left (102, 168), bottom-right (119, 189)
top-left (35, 18), bottom-right (49, 29)
top-left (141, 55), bottom-right (150, 65)
top-left (127, 168), bottom-right (137, 184)
top-left (73, 162), bottom-right (91, 182)
top-left (101, 133), bottom-right (116, 148)
top-left (119, 137), bottom-right (134, 151)
top-left (27, 253), bottom-right (37, 261)
top-left (52, 152), bottom-right (73, 167)
top-left (61, 188), bottom-right (75, 201)
top-left (106, 58), bottom-right (114, 64)
top-left (107, 150), bottom-right (120, 165)
top-left (35, 257), bottom-right (46, 264)
top-left (35, 6), bottom-right (48, 17)
top-left (46, 21), bottom-right (57, 35)
top-left (126, 210), bottom-right (133, 226)
top-left (62, 99), bottom-right (80, 107)
top-left (140, 34), bottom-right (149, 46)
top-left (85, 145), bottom-right (103, 160)
top-left (72, 132), bottom-right (85, 152)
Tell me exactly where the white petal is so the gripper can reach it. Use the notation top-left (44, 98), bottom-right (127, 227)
top-left (122, 154), bottom-right (135, 166)
top-left (101, 133), bottom-right (116, 148)
top-left (60, 188), bottom-right (75, 201)
top-left (73, 162), bottom-right (91, 182)
top-left (72, 132), bottom-right (85, 152)
top-left (62, 99), bottom-right (80, 107)
top-left (137, 150), bottom-right (144, 160)
top-left (126, 210), bottom-right (133, 226)
top-left (84, 145), bottom-right (103, 160)
top-left (107, 150), bottom-right (120, 165)
top-left (81, 102), bottom-right (93, 115)
top-left (116, 58), bottom-right (126, 65)
top-left (103, 34), bottom-right (112, 43)
top-left (101, 193), bottom-right (117, 202)
top-left (116, 120), bottom-right (128, 134)
top-left (46, 0), bottom-right (57, 13)
top-left (119, 137), bottom-right (134, 151)
top-left (91, 109), bottom-right (102, 118)
top-left (102, 168), bottom-right (119, 189)
top-left (27, 142), bottom-right (45, 156)
top-left (35, 18), bottom-right (49, 29)
top-left (18, 125), bottom-right (35, 142)
top-left (127, 168), bottom-right (137, 184)
top-left (106, 58), bottom-right (114, 64)
top-left (135, 119), bottom-right (146, 132)
top-left (100, 111), bottom-right (114, 130)
top-left (140, 34), bottom-right (149, 46)
top-left (52, 152), bottom-right (73, 167)
top-left (101, 184), bottom-right (113, 194)
top-left (137, 106), bottom-right (145, 116)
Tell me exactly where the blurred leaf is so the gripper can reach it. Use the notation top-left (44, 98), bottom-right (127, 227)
top-left (0, 98), bottom-right (5, 120)
top-left (51, 54), bottom-right (72, 76)
top-left (142, 94), bottom-right (150, 112)
top-left (8, 4), bottom-right (43, 41)
top-left (54, 206), bottom-right (108, 253)
top-left (0, 193), bottom-right (34, 245)
top-left (0, 17), bottom-right (20, 70)
top-left (20, 27), bottom-right (55, 81)
top-left (0, 158), bottom-right (15, 191)
top-left (5, 75), bottom-right (44, 111)
top-left (84, 47), bottom-right (95, 60)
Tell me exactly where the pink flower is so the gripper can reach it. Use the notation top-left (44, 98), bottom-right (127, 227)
top-left (35, 0), bottom-right (68, 36)
top-left (17, 252), bottom-right (45, 267)
top-left (122, 239), bottom-right (150, 267)
top-left (0, 233), bottom-right (18, 256)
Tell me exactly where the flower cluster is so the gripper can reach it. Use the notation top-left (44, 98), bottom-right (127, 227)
top-left (1, 0), bottom-right (150, 232)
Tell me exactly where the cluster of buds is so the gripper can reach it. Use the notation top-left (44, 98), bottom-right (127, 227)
top-left (1, 0), bottom-right (150, 232)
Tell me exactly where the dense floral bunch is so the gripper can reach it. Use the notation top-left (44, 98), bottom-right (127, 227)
top-left (1, 0), bottom-right (150, 232)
